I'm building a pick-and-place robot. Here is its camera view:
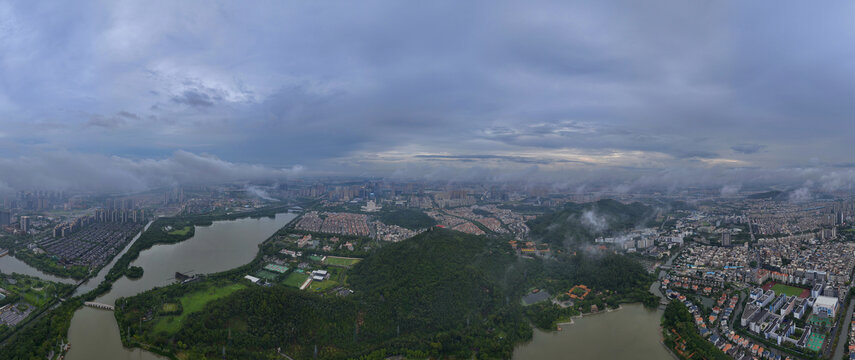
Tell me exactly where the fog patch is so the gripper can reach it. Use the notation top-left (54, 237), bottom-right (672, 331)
top-left (581, 210), bottom-right (608, 233)
top-left (788, 187), bottom-right (812, 202)
top-left (245, 185), bottom-right (277, 201)
top-left (720, 184), bottom-right (741, 197)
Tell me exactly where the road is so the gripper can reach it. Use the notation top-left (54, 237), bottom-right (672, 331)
top-left (831, 299), bottom-right (853, 360)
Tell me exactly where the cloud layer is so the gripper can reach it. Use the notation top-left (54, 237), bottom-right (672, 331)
top-left (1, 1), bottom-right (855, 192)
top-left (0, 150), bottom-right (302, 194)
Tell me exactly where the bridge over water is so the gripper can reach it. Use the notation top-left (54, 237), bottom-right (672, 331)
top-left (83, 302), bottom-right (114, 311)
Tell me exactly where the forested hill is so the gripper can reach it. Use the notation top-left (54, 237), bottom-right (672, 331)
top-left (526, 199), bottom-right (656, 247)
top-left (168, 228), bottom-right (533, 359)
top-left (348, 227), bottom-right (519, 334)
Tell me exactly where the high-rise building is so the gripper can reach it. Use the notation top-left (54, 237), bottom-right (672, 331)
top-left (0, 210), bottom-right (10, 226)
top-left (721, 232), bottom-right (731, 246)
top-left (20, 216), bottom-right (31, 232)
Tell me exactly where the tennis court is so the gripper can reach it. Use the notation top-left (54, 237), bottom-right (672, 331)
top-left (806, 333), bottom-right (825, 352)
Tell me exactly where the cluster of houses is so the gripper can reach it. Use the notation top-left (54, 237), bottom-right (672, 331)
top-left (662, 273), bottom-right (726, 296)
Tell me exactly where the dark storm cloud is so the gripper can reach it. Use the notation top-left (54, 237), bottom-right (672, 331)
top-left (0, 1), bottom-right (854, 192)
top-left (170, 89), bottom-right (219, 108)
top-left (731, 143), bottom-right (765, 154)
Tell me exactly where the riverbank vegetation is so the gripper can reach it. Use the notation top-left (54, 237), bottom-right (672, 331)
top-left (6, 250), bottom-right (90, 279)
top-left (519, 253), bottom-right (658, 330)
top-left (662, 300), bottom-right (729, 360)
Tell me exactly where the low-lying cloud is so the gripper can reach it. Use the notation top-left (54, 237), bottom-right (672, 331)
top-left (0, 150), bottom-right (304, 194)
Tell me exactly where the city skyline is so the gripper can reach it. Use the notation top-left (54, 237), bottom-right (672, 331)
top-left (2, 1), bottom-right (855, 193)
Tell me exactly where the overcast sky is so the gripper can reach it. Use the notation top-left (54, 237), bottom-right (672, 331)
top-left (2, 1), bottom-right (855, 193)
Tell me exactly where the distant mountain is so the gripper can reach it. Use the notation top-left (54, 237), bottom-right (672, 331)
top-left (527, 199), bottom-right (656, 247)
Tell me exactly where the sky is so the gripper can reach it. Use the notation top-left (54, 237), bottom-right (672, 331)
top-left (2, 1), bottom-right (855, 193)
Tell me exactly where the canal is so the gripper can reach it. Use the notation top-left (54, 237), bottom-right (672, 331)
top-left (64, 212), bottom-right (297, 360)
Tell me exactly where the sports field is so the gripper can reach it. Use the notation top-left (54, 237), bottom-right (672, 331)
top-left (152, 283), bottom-right (245, 334)
top-left (762, 281), bottom-right (809, 298)
top-left (771, 283), bottom-right (806, 297)
top-left (806, 333), bottom-right (825, 352)
top-left (809, 314), bottom-right (832, 327)
top-left (263, 263), bottom-right (289, 273)
top-left (282, 272), bottom-right (309, 288)
top-left (308, 279), bottom-right (338, 291)
top-left (324, 256), bottom-right (362, 267)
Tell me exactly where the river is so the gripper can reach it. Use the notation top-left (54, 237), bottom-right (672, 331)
top-left (513, 303), bottom-right (671, 360)
top-left (0, 254), bottom-right (76, 284)
top-left (64, 212), bottom-right (297, 360)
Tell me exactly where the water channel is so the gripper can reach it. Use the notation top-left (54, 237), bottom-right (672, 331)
top-left (0, 254), bottom-right (76, 285)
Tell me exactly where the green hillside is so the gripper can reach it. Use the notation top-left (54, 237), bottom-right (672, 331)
top-left (125, 228), bottom-right (531, 359)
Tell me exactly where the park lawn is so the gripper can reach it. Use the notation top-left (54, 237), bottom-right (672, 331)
top-left (151, 283), bottom-right (245, 335)
top-left (168, 226), bottom-right (192, 236)
top-left (308, 280), bottom-right (338, 292)
top-left (20, 290), bottom-right (50, 308)
top-left (6, 280), bottom-right (55, 308)
top-left (328, 267), bottom-right (347, 284)
top-left (771, 283), bottom-right (806, 297)
top-left (282, 272), bottom-right (309, 288)
top-left (324, 256), bottom-right (361, 267)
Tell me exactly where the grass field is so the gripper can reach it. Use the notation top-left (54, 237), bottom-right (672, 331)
top-left (151, 283), bottom-right (245, 334)
top-left (168, 226), bottom-right (192, 236)
top-left (806, 333), bottom-right (825, 352)
top-left (308, 279), bottom-right (338, 291)
top-left (254, 270), bottom-right (279, 281)
top-left (324, 256), bottom-right (361, 267)
top-left (770, 283), bottom-right (807, 297)
top-left (282, 272), bottom-right (309, 288)
top-left (161, 303), bottom-right (180, 312)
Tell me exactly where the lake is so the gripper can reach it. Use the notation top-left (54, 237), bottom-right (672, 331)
top-left (513, 303), bottom-right (672, 360)
top-left (64, 212), bottom-right (297, 360)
